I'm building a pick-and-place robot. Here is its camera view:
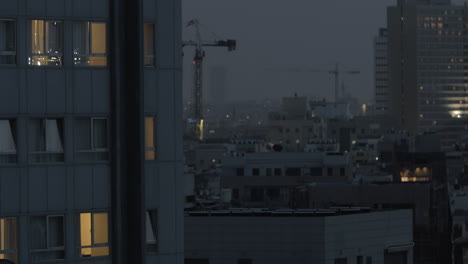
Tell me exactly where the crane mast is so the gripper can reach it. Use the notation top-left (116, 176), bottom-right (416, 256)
top-left (183, 19), bottom-right (236, 140)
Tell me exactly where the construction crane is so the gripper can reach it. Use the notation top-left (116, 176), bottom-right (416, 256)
top-left (266, 63), bottom-right (360, 102)
top-left (183, 19), bottom-right (237, 140)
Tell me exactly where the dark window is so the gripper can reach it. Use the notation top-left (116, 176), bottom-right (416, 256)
top-left (274, 168), bottom-right (282, 176)
top-left (250, 189), bottom-right (264, 202)
top-left (238, 259), bottom-right (252, 264)
top-left (285, 168), bottom-right (301, 176)
top-left (75, 118), bottom-right (109, 161)
top-left (236, 168), bottom-right (244, 176)
top-left (252, 168), bottom-right (260, 176)
top-left (310, 167), bottom-right (322, 176)
top-left (328, 168), bottom-right (333, 176)
top-left (29, 119), bottom-right (64, 163)
top-left (357, 256), bottom-right (363, 264)
top-left (185, 259), bottom-right (209, 264)
top-left (366, 256), bottom-right (372, 264)
top-left (0, 20), bottom-right (16, 64)
top-left (30, 215), bottom-right (65, 261)
top-left (266, 189), bottom-right (280, 200)
top-left (146, 210), bottom-right (158, 253)
top-left (0, 119), bottom-right (17, 164)
top-left (266, 168), bottom-right (272, 176)
top-left (384, 251), bottom-right (407, 264)
top-left (232, 189), bottom-right (239, 200)
top-left (340, 167), bottom-right (346, 177)
top-left (334, 258), bottom-right (347, 264)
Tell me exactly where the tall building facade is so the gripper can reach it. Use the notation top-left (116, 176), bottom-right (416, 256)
top-left (0, 0), bottom-right (183, 263)
top-left (387, 0), bottom-right (468, 150)
top-left (374, 28), bottom-right (390, 115)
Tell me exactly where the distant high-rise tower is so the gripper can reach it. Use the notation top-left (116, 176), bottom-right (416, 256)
top-left (387, 1), bottom-right (468, 150)
top-left (208, 66), bottom-right (228, 104)
top-left (374, 28), bottom-right (390, 116)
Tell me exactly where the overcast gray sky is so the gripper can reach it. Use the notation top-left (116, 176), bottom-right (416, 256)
top-left (182, 0), bottom-right (465, 104)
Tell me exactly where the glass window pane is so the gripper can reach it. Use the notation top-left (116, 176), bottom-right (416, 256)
top-left (73, 22), bottom-right (107, 66)
top-left (79, 213), bottom-right (92, 247)
top-left (145, 117), bottom-right (155, 160)
top-left (31, 20), bottom-right (44, 55)
top-left (146, 211), bottom-right (157, 243)
top-left (47, 216), bottom-right (64, 248)
top-left (0, 120), bottom-right (16, 153)
top-left (144, 24), bottom-right (155, 66)
top-left (29, 20), bottom-right (62, 66)
top-left (0, 218), bottom-right (17, 263)
top-left (93, 213), bottom-right (108, 245)
top-left (29, 119), bottom-right (45, 152)
top-left (0, 20), bottom-right (16, 64)
top-left (45, 21), bottom-right (62, 55)
top-left (93, 119), bottom-right (108, 149)
top-left (30, 216), bottom-right (47, 250)
top-left (91, 23), bottom-right (106, 54)
top-left (45, 119), bottom-right (63, 152)
top-left (76, 119), bottom-right (91, 150)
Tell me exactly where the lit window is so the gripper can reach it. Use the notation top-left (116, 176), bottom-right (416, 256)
top-left (146, 210), bottom-right (158, 253)
top-left (144, 24), bottom-right (155, 66)
top-left (30, 215), bottom-right (65, 261)
top-left (0, 217), bottom-right (17, 263)
top-left (28, 20), bottom-right (63, 66)
top-left (29, 119), bottom-right (64, 163)
top-left (73, 22), bottom-right (107, 66)
top-left (76, 118), bottom-right (109, 161)
top-left (0, 20), bottom-right (15, 64)
top-left (0, 120), bottom-right (16, 164)
top-left (145, 117), bottom-right (156, 160)
top-left (79, 213), bottom-right (109, 257)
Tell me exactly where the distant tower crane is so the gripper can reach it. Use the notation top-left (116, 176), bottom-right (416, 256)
top-left (266, 63), bottom-right (360, 102)
top-left (183, 19), bottom-right (237, 140)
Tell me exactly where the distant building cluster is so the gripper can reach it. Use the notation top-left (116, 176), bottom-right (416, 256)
top-left (184, 1), bottom-right (468, 262)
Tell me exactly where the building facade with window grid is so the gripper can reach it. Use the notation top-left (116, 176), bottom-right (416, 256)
top-left (387, 2), bottom-right (468, 150)
top-left (0, 0), bottom-right (183, 263)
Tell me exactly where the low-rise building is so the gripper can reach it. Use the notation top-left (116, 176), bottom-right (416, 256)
top-left (221, 152), bottom-right (352, 207)
top-left (185, 208), bottom-right (414, 264)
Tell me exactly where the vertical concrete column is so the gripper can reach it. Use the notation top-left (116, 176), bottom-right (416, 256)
top-left (111, 0), bottom-right (145, 263)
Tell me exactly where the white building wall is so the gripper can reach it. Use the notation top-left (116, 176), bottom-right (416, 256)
top-left (185, 210), bottom-right (414, 264)
top-left (324, 210), bottom-right (413, 264)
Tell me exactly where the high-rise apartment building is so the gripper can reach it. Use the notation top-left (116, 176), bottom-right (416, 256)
top-left (0, 0), bottom-right (183, 263)
top-left (374, 28), bottom-right (390, 115)
top-left (387, 0), bottom-right (468, 150)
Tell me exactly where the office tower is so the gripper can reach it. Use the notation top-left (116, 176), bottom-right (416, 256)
top-left (388, 1), bottom-right (468, 150)
top-left (374, 28), bottom-right (390, 115)
top-left (0, 0), bottom-right (183, 263)
top-left (208, 66), bottom-right (228, 104)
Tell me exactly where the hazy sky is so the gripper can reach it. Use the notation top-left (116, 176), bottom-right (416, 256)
top-left (182, 0), bottom-right (465, 104)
